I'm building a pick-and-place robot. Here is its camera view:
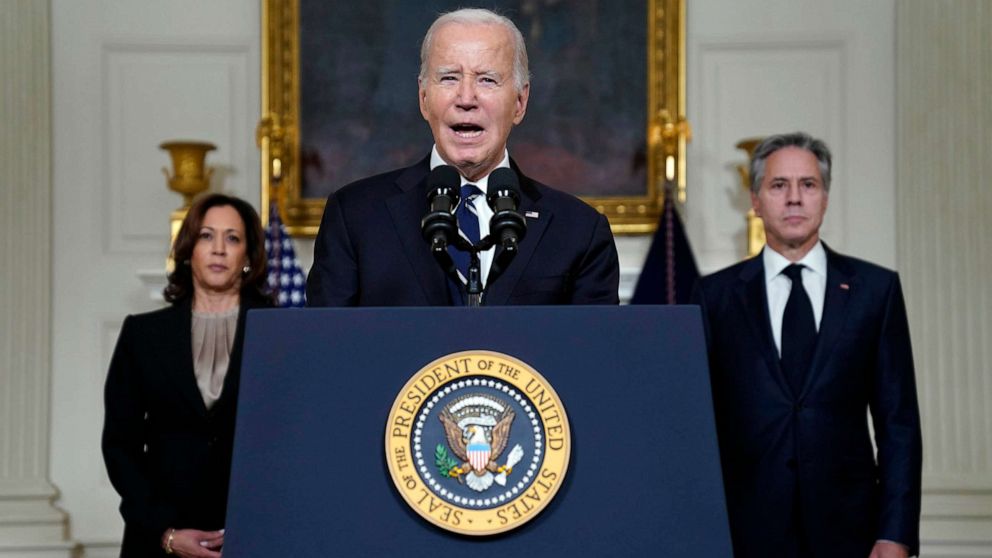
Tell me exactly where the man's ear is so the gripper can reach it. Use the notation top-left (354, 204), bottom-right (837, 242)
top-left (418, 84), bottom-right (429, 121)
top-left (750, 190), bottom-right (762, 218)
top-left (512, 82), bottom-right (530, 125)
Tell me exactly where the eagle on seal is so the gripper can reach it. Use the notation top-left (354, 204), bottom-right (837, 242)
top-left (439, 407), bottom-right (515, 491)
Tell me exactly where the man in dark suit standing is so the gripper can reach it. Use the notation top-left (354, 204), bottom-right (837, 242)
top-left (693, 132), bottom-right (922, 558)
top-left (306, 8), bottom-right (619, 307)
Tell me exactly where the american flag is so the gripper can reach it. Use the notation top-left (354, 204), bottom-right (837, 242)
top-left (265, 202), bottom-right (306, 307)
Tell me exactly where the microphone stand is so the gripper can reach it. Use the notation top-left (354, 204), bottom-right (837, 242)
top-left (427, 226), bottom-right (507, 307)
top-left (447, 235), bottom-right (497, 307)
top-left (449, 236), bottom-right (523, 307)
top-left (466, 249), bottom-right (483, 307)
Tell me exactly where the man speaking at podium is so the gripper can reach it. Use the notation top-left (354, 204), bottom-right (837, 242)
top-left (693, 133), bottom-right (922, 558)
top-left (306, 8), bottom-right (619, 307)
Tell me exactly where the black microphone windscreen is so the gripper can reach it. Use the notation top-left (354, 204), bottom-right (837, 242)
top-left (486, 168), bottom-right (521, 211)
top-left (428, 165), bottom-right (461, 190)
top-left (488, 167), bottom-right (519, 192)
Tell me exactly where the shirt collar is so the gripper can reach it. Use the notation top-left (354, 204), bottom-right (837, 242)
top-left (429, 145), bottom-right (510, 194)
top-left (762, 240), bottom-right (827, 284)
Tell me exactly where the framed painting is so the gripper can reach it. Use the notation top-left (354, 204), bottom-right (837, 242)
top-left (259, 0), bottom-right (687, 236)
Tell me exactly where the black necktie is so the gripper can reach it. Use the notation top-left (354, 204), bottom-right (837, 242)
top-left (448, 184), bottom-right (483, 281)
top-left (780, 264), bottom-right (817, 395)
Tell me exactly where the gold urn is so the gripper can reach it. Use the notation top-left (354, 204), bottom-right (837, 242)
top-left (160, 141), bottom-right (216, 206)
top-left (160, 140), bottom-right (216, 271)
top-left (736, 137), bottom-right (766, 257)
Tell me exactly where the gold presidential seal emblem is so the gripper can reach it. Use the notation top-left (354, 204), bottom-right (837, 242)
top-left (385, 351), bottom-right (570, 535)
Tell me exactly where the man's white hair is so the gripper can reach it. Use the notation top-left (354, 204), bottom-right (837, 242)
top-left (418, 8), bottom-right (530, 91)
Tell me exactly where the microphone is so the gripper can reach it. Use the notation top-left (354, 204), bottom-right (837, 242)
top-left (421, 165), bottom-right (461, 251)
top-left (486, 168), bottom-right (527, 251)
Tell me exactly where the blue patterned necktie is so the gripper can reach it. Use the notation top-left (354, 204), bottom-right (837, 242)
top-left (448, 184), bottom-right (483, 280)
top-left (780, 264), bottom-right (818, 395)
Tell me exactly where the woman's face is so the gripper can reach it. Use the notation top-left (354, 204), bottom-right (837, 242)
top-left (190, 205), bottom-right (248, 298)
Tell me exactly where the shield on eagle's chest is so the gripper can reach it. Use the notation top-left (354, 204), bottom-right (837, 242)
top-left (467, 441), bottom-right (491, 472)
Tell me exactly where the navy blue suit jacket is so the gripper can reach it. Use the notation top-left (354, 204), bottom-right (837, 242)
top-left (306, 157), bottom-right (619, 306)
top-left (692, 247), bottom-right (922, 558)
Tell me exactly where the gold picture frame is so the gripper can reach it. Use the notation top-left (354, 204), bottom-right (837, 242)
top-left (259, 0), bottom-right (687, 236)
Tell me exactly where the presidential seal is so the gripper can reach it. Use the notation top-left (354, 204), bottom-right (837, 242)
top-left (385, 351), bottom-right (570, 536)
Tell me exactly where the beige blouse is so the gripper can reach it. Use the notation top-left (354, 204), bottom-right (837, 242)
top-left (191, 306), bottom-right (239, 409)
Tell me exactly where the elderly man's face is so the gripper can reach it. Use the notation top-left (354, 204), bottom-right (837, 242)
top-left (751, 146), bottom-right (829, 257)
top-left (419, 22), bottom-right (529, 181)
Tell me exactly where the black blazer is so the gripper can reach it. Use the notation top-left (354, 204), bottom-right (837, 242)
top-left (102, 296), bottom-right (269, 557)
top-left (692, 247), bottom-right (922, 558)
top-left (306, 156), bottom-right (620, 306)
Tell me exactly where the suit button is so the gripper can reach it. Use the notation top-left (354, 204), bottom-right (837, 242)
top-left (786, 458), bottom-right (797, 470)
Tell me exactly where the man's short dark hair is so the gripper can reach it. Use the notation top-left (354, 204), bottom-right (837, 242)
top-left (749, 132), bottom-right (832, 194)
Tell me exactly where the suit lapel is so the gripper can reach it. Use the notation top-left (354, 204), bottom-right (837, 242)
top-left (734, 255), bottom-right (793, 397)
top-left (800, 247), bottom-right (853, 397)
top-left (165, 300), bottom-right (209, 417)
top-left (482, 166), bottom-right (549, 306)
top-left (385, 157), bottom-right (450, 306)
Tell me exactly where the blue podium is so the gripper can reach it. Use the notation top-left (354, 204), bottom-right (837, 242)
top-left (224, 306), bottom-right (732, 556)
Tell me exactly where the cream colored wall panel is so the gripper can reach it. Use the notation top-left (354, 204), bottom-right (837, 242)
top-left (51, 316), bottom-right (127, 540)
top-left (104, 43), bottom-right (253, 253)
top-left (50, 0), bottom-right (261, 549)
top-left (689, 39), bottom-right (845, 271)
top-left (99, 318), bottom-right (122, 498)
top-left (896, 1), bottom-right (991, 554)
top-left (897, 0), bottom-right (992, 480)
top-left (686, 0), bottom-right (896, 274)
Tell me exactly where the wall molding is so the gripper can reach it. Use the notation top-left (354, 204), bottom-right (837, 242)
top-left (100, 39), bottom-right (254, 255)
top-left (688, 33), bottom-right (850, 271)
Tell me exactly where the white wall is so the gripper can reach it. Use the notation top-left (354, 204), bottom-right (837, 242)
top-left (897, 2), bottom-right (992, 555)
top-left (49, 0), bottom-right (260, 552)
top-left (685, 0), bottom-right (896, 273)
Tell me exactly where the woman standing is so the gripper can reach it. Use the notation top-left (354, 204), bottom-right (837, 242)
top-left (102, 194), bottom-right (273, 557)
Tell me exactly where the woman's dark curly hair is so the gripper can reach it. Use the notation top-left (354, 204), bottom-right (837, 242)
top-left (164, 193), bottom-right (271, 305)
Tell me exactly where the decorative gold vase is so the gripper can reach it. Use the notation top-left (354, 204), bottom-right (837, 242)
top-left (160, 140), bottom-right (216, 271)
top-left (736, 138), bottom-right (766, 257)
top-left (161, 140), bottom-right (216, 204)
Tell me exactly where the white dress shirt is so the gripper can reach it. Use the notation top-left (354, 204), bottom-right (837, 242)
top-left (430, 145), bottom-right (510, 288)
top-left (762, 241), bottom-right (827, 356)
